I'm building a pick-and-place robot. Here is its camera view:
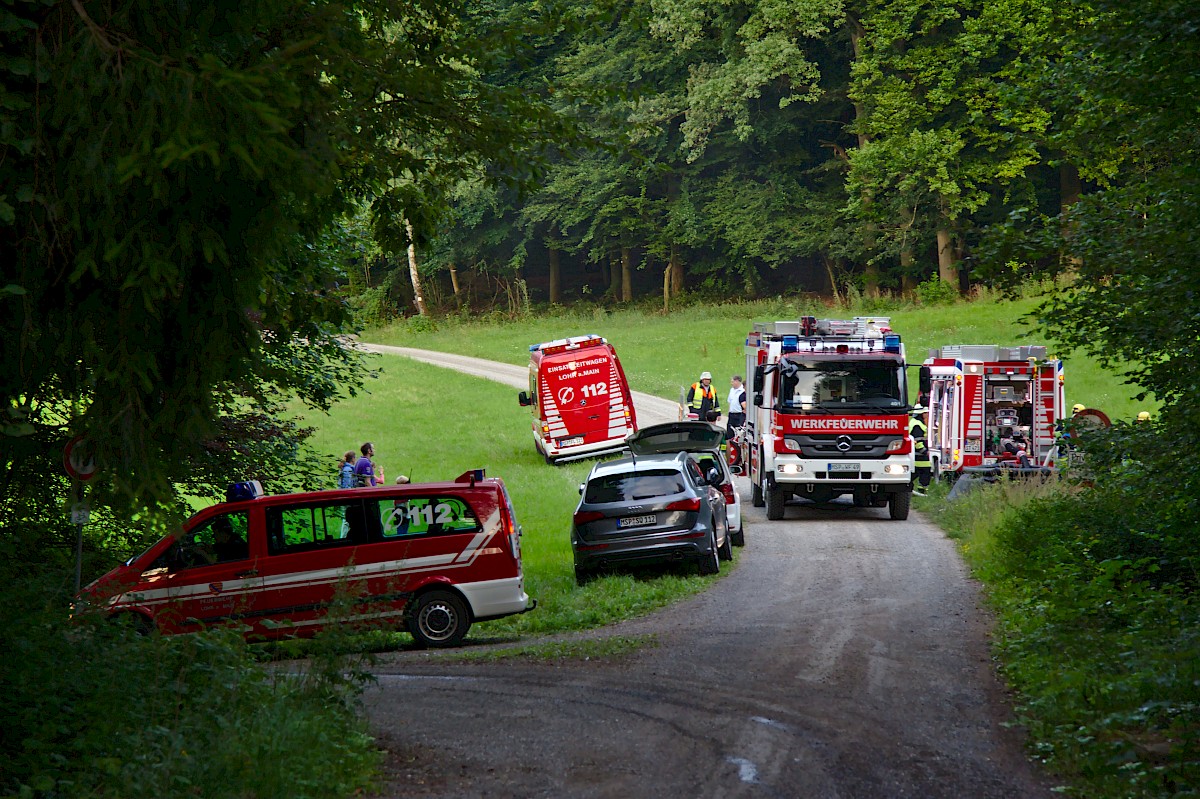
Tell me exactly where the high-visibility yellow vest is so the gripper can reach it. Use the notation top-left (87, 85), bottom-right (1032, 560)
top-left (689, 382), bottom-right (717, 410)
top-left (909, 418), bottom-right (931, 467)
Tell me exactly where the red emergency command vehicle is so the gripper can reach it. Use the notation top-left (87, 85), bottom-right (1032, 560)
top-left (920, 344), bottom-right (1065, 477)
top-left (518, 335), bottom-right (638, 464)
top-left (75, 471), bottom-right (533, 648)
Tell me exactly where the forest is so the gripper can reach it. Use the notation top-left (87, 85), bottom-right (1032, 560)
top-left (1, 0), bottom-right (1198, 796)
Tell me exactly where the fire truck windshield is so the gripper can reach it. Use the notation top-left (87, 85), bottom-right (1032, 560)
top-left (776, 358), bottom-right (906, 412)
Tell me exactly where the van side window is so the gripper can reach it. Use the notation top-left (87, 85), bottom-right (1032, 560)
top-left (374, 496), bottom-right (480, 540)
top-left (268, 501), bottom-right (372, 555)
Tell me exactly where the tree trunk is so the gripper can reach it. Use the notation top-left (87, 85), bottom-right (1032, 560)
top-left (609, 251), bottom-right (620, 298)
top-left (823, 257), bottom-right (842, 305)
top-left (448, 262), bottom-right (461, 308)
top-left (620, 247), bottom-right (633, 302)
top-left (662, 259), bottom-right (671, 314)
top-left (849, 15), bottom-right (880, 300)
top-left (669, 243), bottom-right (684, 295)
top-left (936, 226), bottom-right (958, 291)
top-left (405, 219), bottom-right (427, 316)
top-left (1060, 162), bottom-right (1083, 277)
top-left (548, 247), bottom-right (561, 304)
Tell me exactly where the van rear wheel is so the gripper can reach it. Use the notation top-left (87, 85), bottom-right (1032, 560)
top-left (407, 590), bottom-right (471, 648)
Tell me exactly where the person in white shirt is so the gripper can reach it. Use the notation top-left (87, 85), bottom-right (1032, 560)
top-left (726, 375), bottom-right (746, 436)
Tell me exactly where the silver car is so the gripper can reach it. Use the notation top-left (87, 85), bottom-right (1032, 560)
top-left (571, 451), bottom-right (730, 584)
top-left (627, 421), bottom-right (744, 547)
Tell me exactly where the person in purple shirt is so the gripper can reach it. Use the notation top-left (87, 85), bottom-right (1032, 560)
top-left (354, 442), bottom-right (378, 487)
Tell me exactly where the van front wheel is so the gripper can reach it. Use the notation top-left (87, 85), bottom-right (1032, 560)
top-left (407, 591), bottom-right (471, 648)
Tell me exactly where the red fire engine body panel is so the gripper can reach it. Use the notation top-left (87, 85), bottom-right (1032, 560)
top-left (921, 345), bottom-right (1065, 475)
top-left (520, 335), bottom-right (637, 464)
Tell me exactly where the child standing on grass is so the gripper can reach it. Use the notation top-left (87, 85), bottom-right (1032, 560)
top-left (337, 451), bottom-right (357, 489)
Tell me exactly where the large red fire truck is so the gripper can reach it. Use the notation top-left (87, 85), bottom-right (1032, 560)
top-left (741, 317), bottom-right (915, 521)
top-left (919, 344), bottom-right (1065, 477)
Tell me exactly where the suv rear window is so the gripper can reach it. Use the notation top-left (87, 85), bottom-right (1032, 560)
top-left (585, 469), bottom-right (686, 503)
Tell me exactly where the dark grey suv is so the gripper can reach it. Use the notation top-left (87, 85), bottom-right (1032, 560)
top-left (571, 450), bottom-right (730, 584)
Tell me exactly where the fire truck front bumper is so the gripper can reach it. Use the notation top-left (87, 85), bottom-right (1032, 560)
top-left (772, 456), bottom-right (912, 492)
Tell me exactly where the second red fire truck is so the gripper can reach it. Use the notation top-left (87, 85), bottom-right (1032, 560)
top-left (919, 344), bottom-right (1065, 477)
top-left (741, 317), bottom-right (915, 521)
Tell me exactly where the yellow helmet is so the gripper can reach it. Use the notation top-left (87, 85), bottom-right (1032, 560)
top-left (1072, 403), bottom-right (1086, 414)
top-left (1137, 411), bottom-right (1151, 421)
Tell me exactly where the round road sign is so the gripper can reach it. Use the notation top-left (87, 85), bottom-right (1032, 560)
top-left (63, 435), bottom-right (97, 481)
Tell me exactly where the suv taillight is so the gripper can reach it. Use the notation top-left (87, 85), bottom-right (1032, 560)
top-left (573, 510), bottom-right (605, 525)
top-left (665, 497), bottom-right (702, 512)
top-left (719, 482), bottom-right (736, 504)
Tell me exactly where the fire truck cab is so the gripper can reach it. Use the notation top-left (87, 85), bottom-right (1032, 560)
top-left (518, 335), bottom-right (638, 464)
top-left (743, 317), bottom-right (915, 521)
top-left (919, 344), bottom-right (1065, 477)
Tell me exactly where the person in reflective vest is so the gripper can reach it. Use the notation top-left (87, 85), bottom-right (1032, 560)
top-left (687, 371), bottom-right (720, 421)
top-left (910, 405), bottom-right (932, 493)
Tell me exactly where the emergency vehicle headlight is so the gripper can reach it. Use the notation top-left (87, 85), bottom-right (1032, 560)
top-left (883, 464), bottom-right (909, 474)
top-left (779, 464), bottom-right (802, 475)
top-left (782, 438), bottom-right (802, 451)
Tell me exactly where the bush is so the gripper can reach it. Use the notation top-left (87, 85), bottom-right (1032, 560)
top-left (0, 577), bottom-right (379, 799)
top-left (929, 478), bottom-right (1200, 797)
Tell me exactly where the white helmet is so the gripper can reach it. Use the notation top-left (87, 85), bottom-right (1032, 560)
top-left (910, 404), bottom-right (926, 414)
top-left (700, 371), bottom-right (712, 380)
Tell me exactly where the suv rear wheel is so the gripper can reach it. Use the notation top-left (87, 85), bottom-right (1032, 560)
top-left (698, 526), bottom-right (720, 575)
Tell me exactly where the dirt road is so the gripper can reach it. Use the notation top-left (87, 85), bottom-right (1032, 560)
top-left (358, 346), bottom-right (1053, 798)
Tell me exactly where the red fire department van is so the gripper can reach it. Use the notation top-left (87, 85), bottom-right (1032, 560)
top-left (75, 471), bottom-right (534, 648)
top-left (518, 334), bottom-right (638, 464)
top-left (920, 344), bottom-right (1065, 477)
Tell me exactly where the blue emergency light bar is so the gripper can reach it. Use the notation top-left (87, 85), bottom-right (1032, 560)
top-left (781, 335), bottom-right (799, 353)
top-left (883, 334), bottom-right (902, 353)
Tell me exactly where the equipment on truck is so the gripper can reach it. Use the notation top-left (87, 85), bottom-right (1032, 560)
top-left (518, 335), bottom-right (637, 464)
top-left (919, 344), bottom-right (1065, 477)
top-left (741, 317), bottom-right (914, 521)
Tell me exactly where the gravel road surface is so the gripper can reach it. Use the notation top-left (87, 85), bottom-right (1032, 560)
top-left (356, 345), bottom-right (1053, 798)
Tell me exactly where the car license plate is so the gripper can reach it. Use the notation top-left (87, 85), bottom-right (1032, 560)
top-left (560, 436), bottom-right (584, 447)
top-left (618, 514), bottom-right (656, 528)
top-left (828, 463), bottom-right (860, 472)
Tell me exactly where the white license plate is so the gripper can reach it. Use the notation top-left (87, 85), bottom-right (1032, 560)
top-left (618, 514), bottom-right (656, 528)
top-left (560, 436), bottom-right (585, 447)
top-left (828, 463), bottom-right (860, 472)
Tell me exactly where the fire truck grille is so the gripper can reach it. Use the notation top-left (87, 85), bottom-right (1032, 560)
top-left (788, 434), bottom-right (899, 459)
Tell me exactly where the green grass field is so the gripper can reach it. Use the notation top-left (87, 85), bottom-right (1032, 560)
top-left (369, 291), bottom-right (1148, 420)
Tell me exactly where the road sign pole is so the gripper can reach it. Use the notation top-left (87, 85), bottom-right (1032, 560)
top-left (73, 483), bottom-right (83, 593)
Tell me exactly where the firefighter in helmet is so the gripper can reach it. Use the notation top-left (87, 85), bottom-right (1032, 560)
top-left (1136, 411), bottom-right (1151, 423)
top-left (1072, 403), bottom-right (1086, 416)
top-left (687, 371), bottom-right (720, 421)
top-left (910, 404), bottom-right (932, 495)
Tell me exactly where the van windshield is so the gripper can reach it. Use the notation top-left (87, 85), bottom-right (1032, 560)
top-left (585, 469), bottom-right (686, 503)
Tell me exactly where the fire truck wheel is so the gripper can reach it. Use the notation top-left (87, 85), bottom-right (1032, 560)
top-left (407, 590), bottom-right (472, 648)
top-left (765, 484), bottom-right (786, 520)
top-left (888, 491), bottom-right (911, 521)
top-left (698, 527), bottom-right (721, 575)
